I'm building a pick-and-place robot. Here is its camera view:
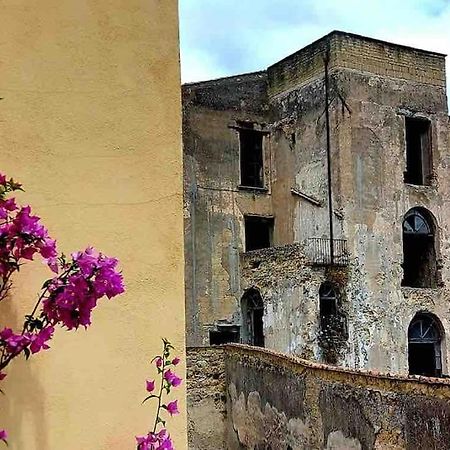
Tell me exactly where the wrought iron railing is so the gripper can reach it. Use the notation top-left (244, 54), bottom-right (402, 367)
top-left (306, 238), bottom-right (349, 266)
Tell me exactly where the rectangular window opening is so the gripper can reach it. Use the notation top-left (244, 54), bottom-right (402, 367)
top-left (239, 129), bottom-right (264, 188)
top-left (209, 326), bottom-right (240, 345)
top-left (404, 117), bottom-right (431, 185)
top-left (244, 216), bottom-right (274, 252)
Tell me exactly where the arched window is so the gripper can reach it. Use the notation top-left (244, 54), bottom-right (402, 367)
top-left (402, 208), bottom-right (437, 288)
top-left (408, 313), bottom-right (442, 377)
top-left (241, 288), bottom-right (264, 347)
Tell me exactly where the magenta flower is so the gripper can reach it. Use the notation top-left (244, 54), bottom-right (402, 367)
top-left (0, 372), bottom-right (6, 381)
top-left (165, 400), bottom-right (179, 416)
top-left (29, 326), bottom-right (54, 354)
top-left (136, 430), bottom-right (173, 450)
top-left (42, 248), bottom-right (124, 330)
top-left (164, 369), bottom-right (182, 388)
top-left (0, 328), bottom-right (31, 355)
top-left (155, 357), bottom-right (163, 368)
top-left (146, 379), bottom-right (155, 392)
top-left (171, 357), bottom-right (180, 366)
top-left (0, 429), bottom-right (7, 442)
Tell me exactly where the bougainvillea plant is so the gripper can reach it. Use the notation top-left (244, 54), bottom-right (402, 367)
top-left (0, 173), bottom-right (125, 443)
top-left (136, 338), bottom-right (182, 450)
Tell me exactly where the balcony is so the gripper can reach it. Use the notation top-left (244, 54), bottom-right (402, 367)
top-left (305, 238), bottom-right (349, 266)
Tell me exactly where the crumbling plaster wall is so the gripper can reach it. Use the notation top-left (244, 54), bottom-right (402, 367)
top-left (225, 345), bottom-right (450, 450)
top-left (332, 66), bottom-right (450, 373)
top-left (241, 244), bottom-right (349, 364)
top-left (183, 73), bottom-right (272, 345)
top-left (187, 345), bottom-right (450, 450)
top-left (268, 76), bottom-right (345, 243)
top-left (182, 31), bottom-right (450, 377)
top-left (263, 32), bottom-right (450, 374)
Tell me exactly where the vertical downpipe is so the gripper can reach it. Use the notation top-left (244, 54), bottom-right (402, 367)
top-left (324, 45), bottom-right (334, 265)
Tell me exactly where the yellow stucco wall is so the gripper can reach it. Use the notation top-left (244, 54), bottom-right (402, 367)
top-left (0, 0), bottom-right (186, 449)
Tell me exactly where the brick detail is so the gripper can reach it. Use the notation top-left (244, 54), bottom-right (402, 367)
top-left (268, 32), bottom-right (446, 97)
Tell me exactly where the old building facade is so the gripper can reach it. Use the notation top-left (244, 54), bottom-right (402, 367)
top-left (183, 31), bottom-right (450, 377)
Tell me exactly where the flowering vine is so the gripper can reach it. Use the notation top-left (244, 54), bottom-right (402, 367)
top-left (136, 339), bottom-right (182, 450)
top-left (0, 173), bottom-right (125, 443)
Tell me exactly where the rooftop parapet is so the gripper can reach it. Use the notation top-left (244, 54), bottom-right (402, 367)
top-left (268, 30), bottom-right (447, 97)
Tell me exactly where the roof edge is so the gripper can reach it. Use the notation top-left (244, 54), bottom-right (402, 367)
top-left (269, 30), bottom-right (446, 71)
top-left (182, 70), bottom-right (267, 88)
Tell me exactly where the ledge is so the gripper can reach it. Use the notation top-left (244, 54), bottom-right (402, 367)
top-left (237, 185), bottom-right (269, 194)
top-left (222, 344), bottom-right (450, 388)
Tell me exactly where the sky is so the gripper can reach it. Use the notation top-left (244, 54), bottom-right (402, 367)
top-left (179, 0), bottom-right (450, 93)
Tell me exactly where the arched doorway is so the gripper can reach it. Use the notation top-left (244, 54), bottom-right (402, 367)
top-left (402, 208), bottom-right (437, 288)
top-left (241, 288), bottom-right (264, 347)
top-left (408, 313), bottom-right (443, 377)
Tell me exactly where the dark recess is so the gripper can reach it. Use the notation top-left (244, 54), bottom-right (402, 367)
top-left (244, 216), bottom-right (273, 251)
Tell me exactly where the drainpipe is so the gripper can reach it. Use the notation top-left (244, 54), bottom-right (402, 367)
top-left (324, 46), bottom-right (334, 265)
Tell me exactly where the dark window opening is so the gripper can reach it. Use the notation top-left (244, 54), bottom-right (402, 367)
top-left (319, 282), bottom-right (338, 329)
top-left (402, 208), bottom-right (437, 288)
top-left (245, 216), bottom-right (273, 252)
top-left (408, 313), bottom-right (442, 377)
top-left (241, 288), bottom-right (264, 347)
top-left (209, 326), bottom-right (240, 345)
top-left (318, 282), bottom-right (348, 364)
top-left (239, 129), bottom-right (264, 188)
top-left (404, 117), bottom-right (431, 185)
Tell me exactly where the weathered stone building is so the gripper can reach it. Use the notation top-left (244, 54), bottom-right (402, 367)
top-left (183, 31), bottom-right (450, 376)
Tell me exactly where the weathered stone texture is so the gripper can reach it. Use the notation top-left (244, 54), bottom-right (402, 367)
top-left (183, 30), bottom-right (450, 377)
top-left (224, 345), bottom-right (450, 450)
top-left (187, 347), bottom-right (227, 450)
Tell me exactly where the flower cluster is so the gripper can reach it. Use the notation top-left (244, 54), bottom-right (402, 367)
top-left (0, 176), bottom-right (57, 297)
top-left (0, 173), bottom-right (125, 446)
top-left (136, 339), bottom-right (182, 450)
top-left (136, 430), bottom-right (173, 450)
top-left (42, 248), bottom-right (125, 330)
top-left (0, 326), bottom-right (54, 357)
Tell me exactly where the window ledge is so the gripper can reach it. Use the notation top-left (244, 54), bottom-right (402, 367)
top-left (238, 185), bottom-right (269, 193)
top-left (404, 183), bottom-right (436, 190)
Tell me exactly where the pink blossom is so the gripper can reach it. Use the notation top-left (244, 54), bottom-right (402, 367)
top-left (0, 372), bottom-right (6, 381)
top-left (155, 357), bottom-right (163, 368)
top-left (3, 198), bottom-right (17, 212)
top-left (42, 248), bottom-right (124, 330)
top-left (39, 238), bottom-right (57, 259)
top-left (0, 174), bottom-right (6, 185)
top-left (171, 357), bottom-right (180, 366)
top-left (29, 326), bottom-right (54, 354)
top-left (165, 400), bottom-right (179, 416)
top-left (136, 430), bottom-right (173, 450)
top-left (146, 379), bottom-right (155, 392)
top-left (164, 369), bottom-right (182, 388)
top-left (0, 429), bottom-right (7, 442)
top-left (0, 328), bottom-right (30, 355)
top-left (47, 257), bottom-right (59, 274)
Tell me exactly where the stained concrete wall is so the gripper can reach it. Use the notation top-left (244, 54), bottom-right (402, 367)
top-left (0, 1), bottom-right (186, 449)
top-left (183, 72), bottom-right (271, 345)
top-left (187, 345), bottom-right (450, 450)
top-left (183, 30), bottom-right (450, 376)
